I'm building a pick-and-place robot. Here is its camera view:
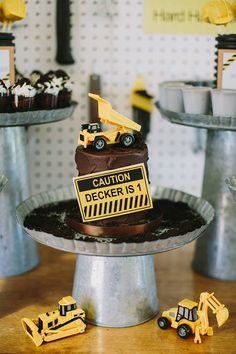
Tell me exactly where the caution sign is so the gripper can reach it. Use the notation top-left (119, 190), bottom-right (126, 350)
top-left (73, 163), bottom-right (153, 222)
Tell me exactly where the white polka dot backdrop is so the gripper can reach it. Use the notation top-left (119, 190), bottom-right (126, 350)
top-left (14, 0), bottom-right (215, 196)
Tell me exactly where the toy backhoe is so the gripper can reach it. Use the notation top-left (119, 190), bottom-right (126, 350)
top-left (21, 296), bottom-right (86, 347)
top-left (78, 93), bottom-right (141, 151)
top-left (157, 292), bottom-right (229, 343)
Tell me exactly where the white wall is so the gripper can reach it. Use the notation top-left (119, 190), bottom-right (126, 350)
top-left (14, 0), bottom-right (216, 196)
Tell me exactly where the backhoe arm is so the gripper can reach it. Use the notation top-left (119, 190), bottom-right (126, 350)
top-left (194, 292), bottom-right (229, 344)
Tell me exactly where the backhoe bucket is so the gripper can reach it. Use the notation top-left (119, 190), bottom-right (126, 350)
top-left (21, 318), bottom-right (43, 347)
top-left (216, 307), bottom-right (229, 327)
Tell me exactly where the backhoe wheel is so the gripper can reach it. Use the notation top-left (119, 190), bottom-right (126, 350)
top-left (121, 133), bottom-right (135, 147)
top-left (157, 317), bottom-right (170, 330)
top-left (177, 324), bottom-right (192, 339)
top-left (93, 137), bottom-right (107, 151)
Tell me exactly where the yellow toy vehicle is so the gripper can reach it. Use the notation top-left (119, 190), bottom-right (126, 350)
top-left (78, 93), bottom-right (141, 151)
top-left (157, 292), bottom-right (229, 343)
top-left (0, 0), bottom-right (26, 26)
top-left (21, 296), bottom-right (86, 347)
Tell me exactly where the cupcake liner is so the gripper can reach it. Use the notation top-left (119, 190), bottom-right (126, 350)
top-left (34, 93), bottom-right (42, 110)
top-left (58, 90), bottom-right (72, 108)
top-left (12, 95), bottom-right (35, 112)
top-left (39, 93), bottom-right (58, 110)
top-left (0, 95), bottom-right (10, 113)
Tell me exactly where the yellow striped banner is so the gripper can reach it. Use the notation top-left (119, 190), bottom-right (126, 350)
top-left (223, 53), bottom-right (236, 71)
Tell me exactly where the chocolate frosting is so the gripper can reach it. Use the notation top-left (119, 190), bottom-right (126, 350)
top-left (74, 140), bottom-right (150, 228)
top-left (75, 143), bottom-right (149, 178)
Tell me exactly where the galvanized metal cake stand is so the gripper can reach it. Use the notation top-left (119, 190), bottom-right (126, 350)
top-left (0, 103), bottom-right (77, 277)
top-left (157, 102), bottom-right (236, 280)
top-left (16, 185), bottom-right (214, 327)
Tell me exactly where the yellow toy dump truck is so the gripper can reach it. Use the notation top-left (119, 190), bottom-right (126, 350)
top-left (21, 296), bottom-right (86, 347)
top-left (157, 292), bottom-right (229, 343)
top-left (78, 93), bottom-right (141, 151)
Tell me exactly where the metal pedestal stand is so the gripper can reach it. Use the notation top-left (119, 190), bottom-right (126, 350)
top-left (0, 127), bottom-right (38, 277)
top-left (158, 103), bottom-right (236, 280)
top-left (0, 104), bottom-right (77, 277)
top-left (73, 255), bottom-right (158, 327)
top-left (16, 185), bottom-right (214, 327)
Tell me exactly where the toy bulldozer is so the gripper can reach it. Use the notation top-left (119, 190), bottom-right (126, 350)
top-left (21, 296), bottom-right (86, 347)
top-left (78, 93), bottom-right (141, 151)
top-left (157, 292), bottom-right (229, 343)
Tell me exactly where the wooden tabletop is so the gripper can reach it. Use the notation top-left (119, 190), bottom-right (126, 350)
top-left (0, 242), bottom-right (235, 354)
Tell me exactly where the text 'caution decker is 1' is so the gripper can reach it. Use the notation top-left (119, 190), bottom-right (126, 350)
top-left (73, 163), bottom-right (153, 222)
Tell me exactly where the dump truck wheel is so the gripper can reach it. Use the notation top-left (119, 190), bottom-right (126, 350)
top-left (121, 134), bottom-right (135, 147)
top-left (93, 137), bottom-right (106, 151)
top-left (177, 324), bottom-right (192, 339)
top-left (157, 317), bottom-right (170, 329)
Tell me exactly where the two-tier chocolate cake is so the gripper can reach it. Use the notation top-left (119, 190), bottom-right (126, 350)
top-left (66, 133), bottom-right (164, 236)
top-left (24, 94), bottom-right (205, 242)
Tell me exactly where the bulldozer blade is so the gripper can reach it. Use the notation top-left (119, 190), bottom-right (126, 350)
top-left (216, 307), bottom-right (229, 327)
top-left (21, 318), bottom-right (43, 347)
top-left (44, 326), bottom-right (85, 343)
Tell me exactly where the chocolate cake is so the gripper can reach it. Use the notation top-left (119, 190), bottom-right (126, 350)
top-left (72, 136), bottom-right (160, 235)
top-left (75, 141), bottom-right (149, 178)
top-left (22, 131), bottom-right (206, 242)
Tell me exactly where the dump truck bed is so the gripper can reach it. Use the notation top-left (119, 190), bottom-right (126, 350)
top-left (89, 93), bottom-right (141, 132)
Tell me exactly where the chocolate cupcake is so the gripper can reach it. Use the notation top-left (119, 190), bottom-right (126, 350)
top-left (10, 78), bottom-right (36, 112)
top-left (37, 77), bottom-right (60, 110)
top-left (55, 70), bottom-right (73, 108)
top-left (0, 80), bottom-right (9, 113)
top-left (58, 82), bottom-right (72, 108)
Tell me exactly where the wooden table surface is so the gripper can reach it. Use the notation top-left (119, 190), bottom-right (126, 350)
top-left (0, 242), bottom-right (235, 354)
